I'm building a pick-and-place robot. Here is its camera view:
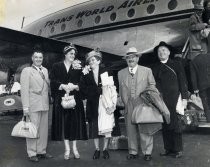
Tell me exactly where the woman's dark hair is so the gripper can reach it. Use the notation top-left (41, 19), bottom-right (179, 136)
top-left (63, 43), bottom-right (78, 56)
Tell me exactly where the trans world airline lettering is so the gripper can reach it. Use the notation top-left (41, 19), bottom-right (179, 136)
top-left (44, 0), bottom-right (158, 27)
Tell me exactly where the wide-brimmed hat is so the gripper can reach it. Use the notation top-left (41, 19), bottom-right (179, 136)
top-left (63, 43), bottom-right (77, 55)
top-left (86, 48), bottom-right (102, 62)
top-left (123, 47), bottom-right (141, 59)
top-left (153, 41), bottom-right (172, 54)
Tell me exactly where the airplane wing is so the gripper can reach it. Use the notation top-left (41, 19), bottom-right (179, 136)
top-left (0, 27), bottom-right (123, 84)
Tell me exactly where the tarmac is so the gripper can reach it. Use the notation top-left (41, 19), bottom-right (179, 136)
top-left (1, 111), bottom-right (210, 167)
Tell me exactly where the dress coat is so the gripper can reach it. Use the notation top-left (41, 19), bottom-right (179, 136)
top-left (80, 67), bottom-right (112, 138)
top-left (152, 59), bottom-right (188, 132)
top-left (50, 61), bottom-right (87, 141)
top-left (79, 67), bottom-right (105, 122)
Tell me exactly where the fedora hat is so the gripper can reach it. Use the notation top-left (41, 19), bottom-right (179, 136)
top-left (86, 48), bottom-right (102, 62)
top-left (123, 47), bottom-right (141, 59)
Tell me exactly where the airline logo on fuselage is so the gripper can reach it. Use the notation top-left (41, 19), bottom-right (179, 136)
top-left (44, 0), bottom-right (158, 28)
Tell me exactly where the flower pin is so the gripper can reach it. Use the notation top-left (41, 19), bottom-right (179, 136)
top-left (82, 65), bottom-right (91, 75)
top-left (72, 60), bottom-right (82, 70)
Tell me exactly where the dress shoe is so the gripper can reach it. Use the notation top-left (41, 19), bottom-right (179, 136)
top-left (29, 156), bottom-right (39, 162)
top-left (144, 154), bottom-right (152, 161)
top-left (126, 154), bottom-right (138, 160)
top-left (37, 153), bottom-right (53, 159)
top-left (102, 150), bottom-right (110, 159)
top-left (73, 149), bottom-right (80, 159)
top-left (160, 150), bottom-right (173, 156)
top-left (64, 150), bottom-right (70, 160)
top-left (174, 151), bottom-right (183, 158)
top-left (93, 150), bottom-right (100, 159)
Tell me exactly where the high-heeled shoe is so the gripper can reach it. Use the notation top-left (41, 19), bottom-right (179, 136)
top-left (64, 150), bottom-right (70, 160)
top-left (73, 149), bottom-right (80, 159)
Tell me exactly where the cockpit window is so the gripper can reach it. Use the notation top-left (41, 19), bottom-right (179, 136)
top-left (127, 8), bottom-right (135, 18)
top-left (168, 0), bottom-right (178, 10)
top-left (147, 4), bottom-right (155, 14)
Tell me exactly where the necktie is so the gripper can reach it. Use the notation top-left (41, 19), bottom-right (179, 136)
top-left (39, 68), bottom-right (45, 80)
top-left (130, 68), bottom-right (134, 76)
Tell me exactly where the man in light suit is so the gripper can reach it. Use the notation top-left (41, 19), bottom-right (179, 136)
top-left (118, 47), bottom-right (156, 161)
top-left (20, 46), bottom-right (52, 162)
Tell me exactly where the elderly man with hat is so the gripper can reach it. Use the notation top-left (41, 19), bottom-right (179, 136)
top-left (189, 2), bottom-right (209, 59)
top-left (118, 47), bottom-right (157, 161)
top-left (80, 49), bottom-right (114, 160)
top-left (50, 43), bottom-right (87, 160)
top-left (152, 41), bottom-right (188, 158)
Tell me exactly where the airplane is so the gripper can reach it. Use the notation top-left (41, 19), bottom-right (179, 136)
top-left (0, 0), bottom-right (206, 124)
top-left (0, 0), bottom-right (197, 82)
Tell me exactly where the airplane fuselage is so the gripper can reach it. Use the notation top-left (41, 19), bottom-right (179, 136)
top-left (22, 0), bottom-right (195, 56)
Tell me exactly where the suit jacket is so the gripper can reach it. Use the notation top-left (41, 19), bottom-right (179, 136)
top-left (118, 65), bottom-right (161, 134)
top-left (118, 65), bottom-right (156, 105)
top-left (20, 66), bottom-right (49, 112)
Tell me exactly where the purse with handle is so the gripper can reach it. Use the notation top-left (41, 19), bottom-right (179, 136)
top-left (11, 116), bottom-right (38, 138)
top-left (61, 93), bottom-right (76, 109)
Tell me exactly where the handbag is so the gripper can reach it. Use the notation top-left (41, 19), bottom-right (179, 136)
top-left (61, 93), bottom-right (76, 109)
top-left (176, 94), bottom-right (185, 115)
top-left (131, 102), bottom-right (163, 124)
top-left (11, 116), bottom-right (38, 138)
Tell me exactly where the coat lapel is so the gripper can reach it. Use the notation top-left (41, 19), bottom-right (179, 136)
top-left (122, 67), bottom-right (130, 88)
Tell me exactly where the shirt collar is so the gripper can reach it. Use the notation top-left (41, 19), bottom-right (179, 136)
top-left (160, 58), bottom-right (169, 64)
top-left (129, 65), bottom-right (138, 74)
top-left (32, 64), bottom-right (43, 71)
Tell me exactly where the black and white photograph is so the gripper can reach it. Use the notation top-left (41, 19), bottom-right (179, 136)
top-left (1, 0), bottom-right (210, 167)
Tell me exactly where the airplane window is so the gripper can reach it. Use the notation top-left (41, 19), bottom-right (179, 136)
top-left (38, 29), bottom-right (42, 35)
top-left (61, 24), bottom-right (66, 31)
top-left (51, 27), bottom-right (55, 33)
top-left (77, 20), bottom-right (83, 28)
top-left (110, 12), bottom-right (116, 21)
top-left (95, 15), bottom-right (101, 24)
top-left (127, 9), bottom-right (135, 18)
top-left (147, 4), bottom-right (155, 14)
top-left (168, 0), bottom-right (178, 10)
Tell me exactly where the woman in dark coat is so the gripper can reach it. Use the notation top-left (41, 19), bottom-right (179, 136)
top-left (50, 44), bottom-right (87, 160)
top-left (79, 49), bottom-right (111, 160)
top-left (152, 41), bottom-right (188, 158)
